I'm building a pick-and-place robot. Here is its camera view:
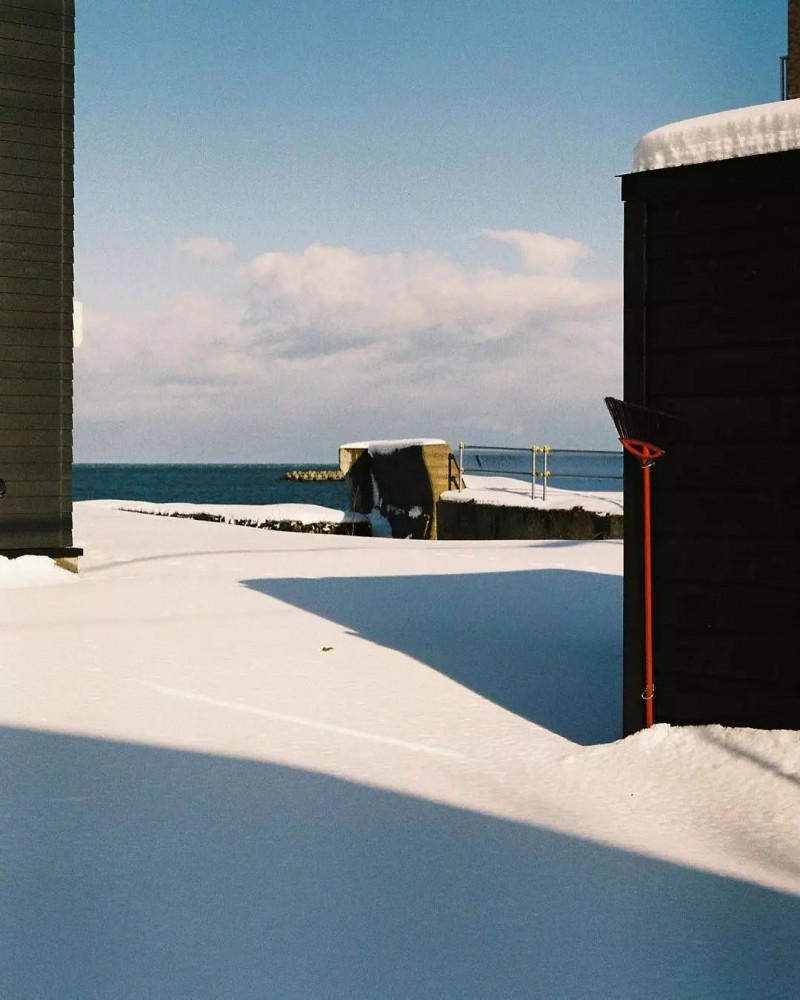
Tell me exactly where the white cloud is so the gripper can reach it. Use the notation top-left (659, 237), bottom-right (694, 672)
top-left (75, 231), bottom-right (622, 460)
top-left (76, 295), bottom-right (258, 418)
top-left (243, 233), bottom-right (617, 352)
top-left (177, 236), bottom-right (236, 262)
top-left (481, 229), bottom-right (589, 276)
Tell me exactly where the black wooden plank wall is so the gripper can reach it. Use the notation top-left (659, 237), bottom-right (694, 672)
top-left (0, 0), bottom-right (75, 554)
top-left (621, 150), bottom-right (800, 732)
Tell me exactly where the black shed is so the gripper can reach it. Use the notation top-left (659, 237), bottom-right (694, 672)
top-left (0, 0), bottom-right (78, 559)
top-left (620, 102), bottom-right (800, 733)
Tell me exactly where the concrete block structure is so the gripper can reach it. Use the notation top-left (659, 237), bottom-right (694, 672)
top-left (340, 440), bottom-right (453, 539)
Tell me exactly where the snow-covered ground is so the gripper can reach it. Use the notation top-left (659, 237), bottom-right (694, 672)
top-left (2, 501), bottom-right (798, 999)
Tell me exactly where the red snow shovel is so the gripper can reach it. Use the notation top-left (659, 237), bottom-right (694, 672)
top-left (604, 397), bottom-right (673, 729)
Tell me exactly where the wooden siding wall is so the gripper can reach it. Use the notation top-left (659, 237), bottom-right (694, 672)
top-left (621, 151), bottom-right (800, 732)
top-left (789, 0), bottom-right (800, 100)
top-left (0, 0), bottom-right (74, 553)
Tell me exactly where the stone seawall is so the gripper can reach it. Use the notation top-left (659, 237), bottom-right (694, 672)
top-left (436, 497), bottom-right (623, 541)
top-left (121, 506), bottom-right (370, 536)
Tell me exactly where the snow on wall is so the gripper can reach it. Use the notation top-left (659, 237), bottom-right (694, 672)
top-left (118, 500), bottom-right (366, 527)
top-left (632, 98), bottom-right (800, 172)
top-left (340, 438), bottom-right (448, 456)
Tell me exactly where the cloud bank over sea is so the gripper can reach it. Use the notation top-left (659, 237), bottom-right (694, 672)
top-left (75, 230), bottom-right (621, 462)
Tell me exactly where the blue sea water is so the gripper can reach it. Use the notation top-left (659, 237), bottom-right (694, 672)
top-left (74, 452), bottom-right (622, 508)
top-left (73, 465), bottom-right (350, 508)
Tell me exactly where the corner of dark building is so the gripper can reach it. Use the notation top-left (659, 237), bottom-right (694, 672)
top-left (0, 0), bottom-right (80, 561)
top-left (789, 0), bottom-right (800, 99)
top-left (620, 154), bottom-right (800, 733)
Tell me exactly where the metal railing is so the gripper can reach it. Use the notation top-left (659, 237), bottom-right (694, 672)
top-left (456, 443), bottom-right (623, 501)
top-left (457, 443), bottom-right (551, 500)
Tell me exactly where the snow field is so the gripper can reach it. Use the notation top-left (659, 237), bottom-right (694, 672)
top-left (1, 501), bottom-right (798, 999)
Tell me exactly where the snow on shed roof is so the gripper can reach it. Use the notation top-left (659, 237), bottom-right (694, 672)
top-left (632, 98), bottom-right (800, 172)
top-left (340, 438), bottom-right (448, 455)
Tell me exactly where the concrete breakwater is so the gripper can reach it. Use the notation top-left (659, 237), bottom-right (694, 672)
top-left (436, 498), bottom-right (623, 541)
top-left (339, 439), bottom-right (623, 541)
top-left (282, 469), bottom-right (345, 482)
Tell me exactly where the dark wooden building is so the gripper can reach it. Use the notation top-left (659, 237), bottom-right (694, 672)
top-left (789, 0), bottom-right (800, 99)
top-left (0, 0), bottom-right (78, 558)
top-left (621, 127), bottom-right (800, 733)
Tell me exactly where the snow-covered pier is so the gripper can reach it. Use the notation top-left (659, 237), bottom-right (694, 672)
top-left (438, 474), bottom-right (623, 540)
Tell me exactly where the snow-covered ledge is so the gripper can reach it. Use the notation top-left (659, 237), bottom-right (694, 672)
top-left (632, 98), bottom-right (800, 172)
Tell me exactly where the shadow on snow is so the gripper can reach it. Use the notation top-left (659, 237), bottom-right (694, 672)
top-left (2, 727), bottom-right (798, 1000)
top-left (243, 569), bottom-right (622, 745)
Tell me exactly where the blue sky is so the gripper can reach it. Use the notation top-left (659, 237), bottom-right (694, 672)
top-left (74, 1), bottom-right (788, 461)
